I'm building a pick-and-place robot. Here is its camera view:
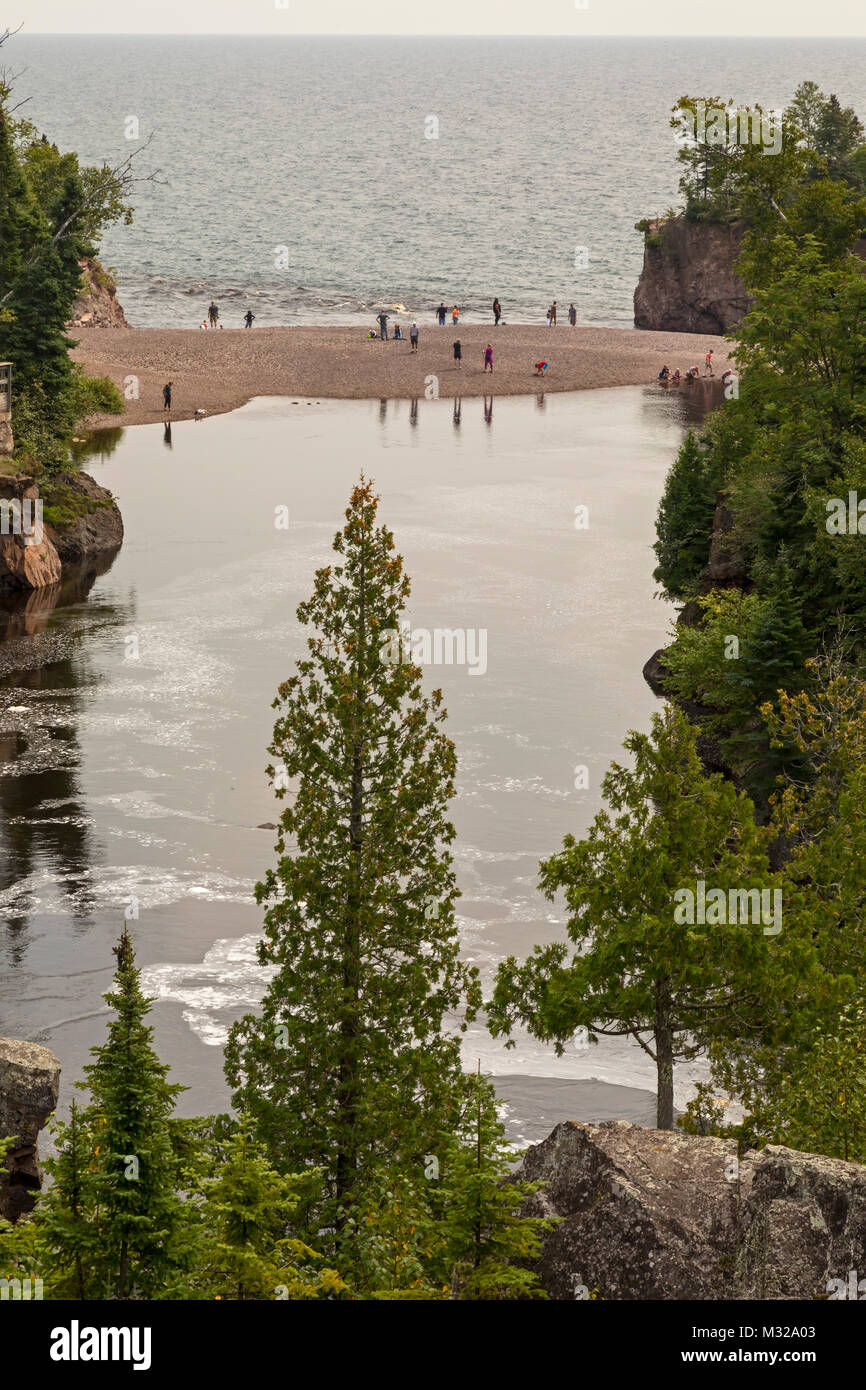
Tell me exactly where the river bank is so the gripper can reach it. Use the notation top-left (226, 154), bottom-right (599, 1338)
top-left (71, 324), bottom-right (734, 427)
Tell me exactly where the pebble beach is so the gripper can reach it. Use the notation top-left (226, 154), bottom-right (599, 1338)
top-left (71, 323), bottom-right (735, 428)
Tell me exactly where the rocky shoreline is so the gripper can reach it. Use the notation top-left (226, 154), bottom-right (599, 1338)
top-left (0, 470), bottom-right (123, 595)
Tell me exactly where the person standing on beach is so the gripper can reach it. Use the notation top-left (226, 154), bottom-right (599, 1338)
top-left (453, 340), bottom-right (462, 368)
top-left (550, 301), bottom-right (558, 327)
top-left (377, 311), bottom-right (390, 340)
top-left (493, 298), bottom-right (501, 326)
top-left (244, 310), bottom-right (255, 328)
top-left (452, 305), bottom-right (460, 326)
top-left (568, 303), bottom-right (577, 327)
top-left (410, 322), bottom-right (419, 352)
top-left (704, 349), bottom-right (714, 376)
top-left (437, 303), bottom-right (447, 326)
top-left (208, 301), bottom-right (219, 328)
top-left (484, 343), bottom-right (493, 373)
top-left (162, 381), bottom-right (173, 411)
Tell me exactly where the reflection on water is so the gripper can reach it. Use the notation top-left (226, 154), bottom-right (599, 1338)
top-left (69, 428), bottom-right (124, 467)
top-left (0, 388), bottom-right (723, 1125)
top-left (0, 553), bottom-right (127, 959)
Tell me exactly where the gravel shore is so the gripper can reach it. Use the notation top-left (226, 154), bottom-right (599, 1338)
top-left (71, 324), bottom-right (735, 428)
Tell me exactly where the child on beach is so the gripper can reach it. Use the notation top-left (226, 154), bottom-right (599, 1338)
top-left (534, 360), bottom-right (548, 376)
top-left (704, 350), bottom-right (714, 376)
top-left (452, 305), bottom-right (460, 325)
top-left (484, 344), bottom-right (494, 373)
top-left (453, 340), bottom-right (463, 368)
top-left (393, 324), bottom-right (403, 341)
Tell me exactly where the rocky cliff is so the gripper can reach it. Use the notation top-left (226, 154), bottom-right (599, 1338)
top-left (0, 471), bottom-right (122, 592)
top-left (0, 1038), bottom-right (61, 1224)
top-left (69, 256), bottom-right (130, 330)
top-left (517, 1120), bottom-right (866, 1300)
top-left (634, 217), bottom-right (751, 334)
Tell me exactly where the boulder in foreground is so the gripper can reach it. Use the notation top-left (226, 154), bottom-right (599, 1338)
top-left (516, 1119), bottom-right (866, 1300)
top-left (0, 1037), bottom-right (61, 1224)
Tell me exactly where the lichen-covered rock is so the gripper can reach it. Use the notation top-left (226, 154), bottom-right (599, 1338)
top-left (515, 1120), bottom-right (866, 1300)
top-left (0, 475), bottom-right (62, 591)
top-left (0, 1037), bottom-right (61, 1224)
top-left (43, 471), bottom-right (124, 565)
top-left (735, 1146), bottom-right (866, 1300)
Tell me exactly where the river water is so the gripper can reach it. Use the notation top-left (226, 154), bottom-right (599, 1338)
top-left (0, 385), bottom-right (715, 1143)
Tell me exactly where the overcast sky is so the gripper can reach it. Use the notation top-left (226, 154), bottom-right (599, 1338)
top-left (7, 0), bottom-right (865, 38)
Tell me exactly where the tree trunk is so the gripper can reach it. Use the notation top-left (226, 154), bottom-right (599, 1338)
top-left (336, 552), bottom-right (366, 1220)
top-left (655, 985), bottom-right (675, 1130)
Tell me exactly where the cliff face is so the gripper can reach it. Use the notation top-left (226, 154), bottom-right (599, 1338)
top-left (69, 257), bottom-right (130, 330)
top-left (0, 1038), bottom-right (61, 1224)
top-left (634, 217), bottom-right (751, 334)
top-left (517, 1120), bottom-right (866, 1300)
top-left (0, 471), bottom-right (122, 592)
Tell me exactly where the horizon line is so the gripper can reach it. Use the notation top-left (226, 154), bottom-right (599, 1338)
top-left (14, 31), bottom-right (866, 40)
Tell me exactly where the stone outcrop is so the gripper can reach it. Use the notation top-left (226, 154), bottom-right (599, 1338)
top-left (634, 217), bottom-right (751, 334)
top-left (0, 475), bottom-right (62, 591)
top-left (43, 471), bottom-right (124, 565)
top-left (69, 256), bottom-right (130, 330)
top-left (0, 472), bottom-right (122, 592)
top-left (516, 1120), bottom-right (866, 1300)
top-left (0, 1038), bottom-right (61, 1224)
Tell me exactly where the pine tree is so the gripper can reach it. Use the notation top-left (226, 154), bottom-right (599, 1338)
top-left (83, 927), bottom-right (187, 1298)
top-left (653, 432), bottom-right (722, 600)
top-left (432, 1068), bottom-right (553, 1300)
top-left (25, 1101), bottom-right (100, 1299)
top-left (735, 551), bottom-right (810, 712)
top-left (186, 1116), bottom-right (345, 1301)
top-left (225, 479), bottom-right (482, 1242)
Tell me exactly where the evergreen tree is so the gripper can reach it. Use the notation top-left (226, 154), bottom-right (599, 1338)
top-left (489, 706), bottom-right (778, 1129)
top-left (83, 927), bottom-right (188, 1298)
top-left (185, 1116), bottom-right (345, 1301)
top-left (225, 479), bottom-right (482, 1242)
top-left (653, 432), bottom-right (722, 600)
top-left (432, 1069), bottom-right (553, 1300)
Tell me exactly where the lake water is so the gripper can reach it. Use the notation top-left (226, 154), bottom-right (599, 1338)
top-left (11, 35), bottom-right (866, 330)
top-left (0, 384), bottom-right (717, 1140)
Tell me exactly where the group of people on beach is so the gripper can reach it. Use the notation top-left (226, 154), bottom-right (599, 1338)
top-left (658, 350), bottom-right (727, 384)
top-left (200, 300), bottom-right (256, 329)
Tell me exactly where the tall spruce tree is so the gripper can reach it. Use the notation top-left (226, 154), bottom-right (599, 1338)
top-left (83, 927), bottom-right (187, 1298)
top-left (225, 478), bottom-right (482, 1241)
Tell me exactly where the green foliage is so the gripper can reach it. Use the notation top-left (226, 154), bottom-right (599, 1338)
top-left (653, 431), bottom-right (724, 598)
top-left (489, 705), bottom-right (778, 1130)
top-left (0, 64), bottom-right (132, 473)
top-left (179, 1116), bottom-right (346, 1301)
top-left (79, 927), bottom-right (190, 1299)
top-left (226, 478), bottom-right (483, 1246)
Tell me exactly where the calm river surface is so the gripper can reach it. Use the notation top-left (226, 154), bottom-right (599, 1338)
top-left (0, 385), bottom-right (715, 1143)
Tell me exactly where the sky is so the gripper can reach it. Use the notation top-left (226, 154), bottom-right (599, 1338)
top-left (5, 0), bottom-right (865, 38)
